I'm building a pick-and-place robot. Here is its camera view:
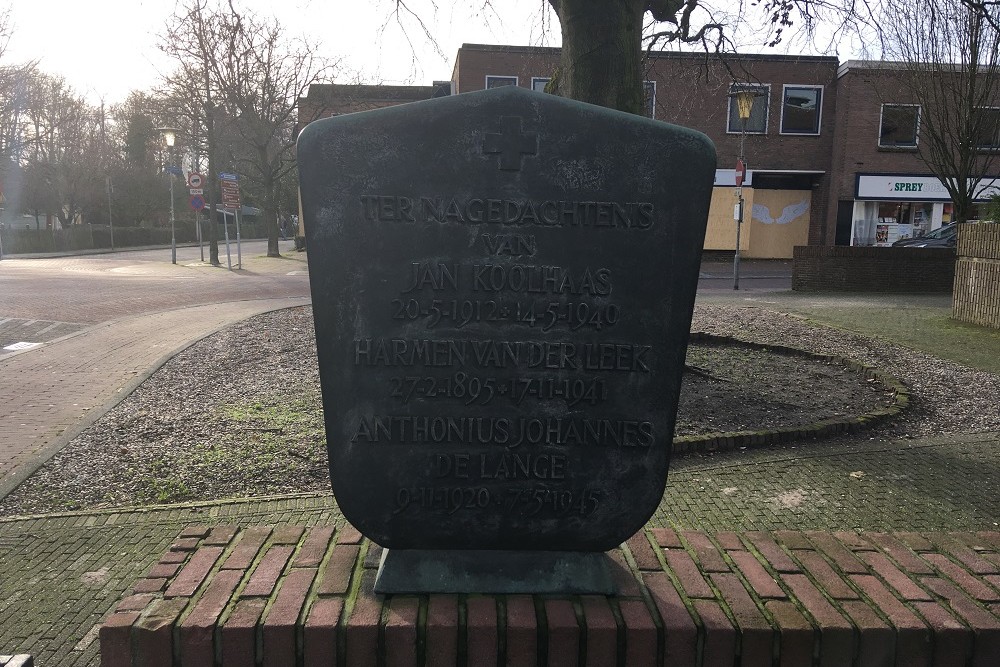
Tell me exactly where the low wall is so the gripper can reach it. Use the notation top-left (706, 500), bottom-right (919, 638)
top-left (953, 222), bottom-right (1000, 329)
top-left (100, 524), bottom-right (1000, 666)
top-left (792, 246), bottom-right (955, 292)
top-left (0, 222), bottom-right (269, 255)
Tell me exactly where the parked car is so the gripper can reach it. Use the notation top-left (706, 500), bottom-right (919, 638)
top-left (892, 222), bottom-right (958, 247)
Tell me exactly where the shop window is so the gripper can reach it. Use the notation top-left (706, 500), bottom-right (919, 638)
top-left (781, 85), bottom-right (822, 135)
top-left (644, 81), bottom-right (656, 119)
top-left (974, 107), bottom-right (1000, 150)
top-left (727, 84), bottom-right (769, 134)
top-left (485, 75), bottom-right (518, 89)
top-left (879, 104), bottom-right (920, 148)
top-left (531, 77), bottom-right (550, 93)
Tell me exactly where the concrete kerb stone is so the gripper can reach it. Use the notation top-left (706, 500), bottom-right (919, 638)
top-left (0, 657), bottom-right (34, 667)
top-left (0, 297), bottom-right (310, 503)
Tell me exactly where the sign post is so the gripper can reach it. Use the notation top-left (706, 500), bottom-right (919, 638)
top-left (220, 173), bottom-right (242, 269)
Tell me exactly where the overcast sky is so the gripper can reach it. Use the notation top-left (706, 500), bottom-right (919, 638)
top-left (4, 1), bottom-right (559, 104)
top-left (4, 0), bottom-right (855, 105)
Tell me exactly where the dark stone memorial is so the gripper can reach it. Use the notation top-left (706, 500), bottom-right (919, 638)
top-left (298, 86), bottom-right (715, 592)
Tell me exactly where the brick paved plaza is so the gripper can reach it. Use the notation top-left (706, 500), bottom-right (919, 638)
top-left (0, 244), bottom-right (997, 664)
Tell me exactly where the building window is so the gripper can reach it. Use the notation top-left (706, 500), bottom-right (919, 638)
top-left (974, 107), bottom-right (1000, 151)
top-left (486, 75), bottom-right (518, 89)
top-left (727, 84), bottom-right (769, 134)
top-left (879, 104), bottom-right (920, 148)
top-left (781, 85), bottom-right (823, 135)
top-left (531, 77), bottom-right (550, 93)
top-left (644, 81), bottom-right (656, 119)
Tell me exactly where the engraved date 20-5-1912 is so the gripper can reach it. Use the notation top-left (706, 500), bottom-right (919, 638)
top-left (391, 298), bottom-right (620, 331)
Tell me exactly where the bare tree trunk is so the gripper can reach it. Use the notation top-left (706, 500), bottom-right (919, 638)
top-left (549, 0), bottom-right (646, 114)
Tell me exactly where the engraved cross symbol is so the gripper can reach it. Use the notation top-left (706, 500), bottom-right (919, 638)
top-left (483, 116), bottom-right (538, 171)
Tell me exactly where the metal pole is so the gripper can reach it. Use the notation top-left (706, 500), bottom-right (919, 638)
top-left (235, 208), bottom-right (242, 270)
top-left (0, 219), bottom-right (4, 261)
top-left (734, 122), bottom-right (747, 291)
top-left (169, 175), bottom-right (176, 264)
top-left (107, 176), bottom-right (115, 251)
top-left (197, 212), bottom-right (204, 262)
top-left (223, 209), bottom-right (232, 270)
top-left (734, 196), bottom-right (742, 290)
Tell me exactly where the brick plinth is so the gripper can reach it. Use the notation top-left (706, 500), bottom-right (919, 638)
top-left (100, 525), bottom-right (1000, 666)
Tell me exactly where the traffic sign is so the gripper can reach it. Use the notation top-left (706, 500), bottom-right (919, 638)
top-left (219, 172), bottom-right (239, 181)
top-left (735, 159), bottom-right (746, 188)
top-left (189, 188), bottom-right (204, 195)
top-left (190, 194), bottom-right (206, 211)
top-left (221, 180), bottom-right (241, 208)
top-left (165, 166), bottom-right (184, 176)
top-left (187, 172), bottom-right (204, 188)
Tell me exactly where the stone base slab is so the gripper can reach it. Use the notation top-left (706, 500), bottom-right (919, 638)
top-left (100, 524), bottom-right (1000, 666)
top-left (375, 548), bottom-right (616, 594)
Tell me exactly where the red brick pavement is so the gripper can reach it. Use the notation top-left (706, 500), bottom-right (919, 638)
top-left (0, 243), bottom-right (310, 498)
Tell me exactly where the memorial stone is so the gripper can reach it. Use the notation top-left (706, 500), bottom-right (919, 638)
top-left (298, 86), bottom-right (715, 592)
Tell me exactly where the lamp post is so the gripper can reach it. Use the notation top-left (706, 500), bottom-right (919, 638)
top-left (730, 88), bottom-right (759, 290)
top-left (158, 127), bottom-right (181, 264)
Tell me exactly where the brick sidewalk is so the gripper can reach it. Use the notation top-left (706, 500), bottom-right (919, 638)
top-left (1, 248), bottom-right (997, 664)
top-left (0, 495), bottom-right (340, 666)
top-left (0, 297), bottom-right (309, 499)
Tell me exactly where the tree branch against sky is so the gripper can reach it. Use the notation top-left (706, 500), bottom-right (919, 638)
top-left (210, 0), bottom-right (337, 257)
top-left (868, 0), bottom-right (1000, 223)
top-left (380, 0), bottom-right (879, 114)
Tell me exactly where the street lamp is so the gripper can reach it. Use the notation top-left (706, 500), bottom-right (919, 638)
top-left (730, 87), bottom-right (761, 290)
top-left (157, 127), bottom-right (181, 264)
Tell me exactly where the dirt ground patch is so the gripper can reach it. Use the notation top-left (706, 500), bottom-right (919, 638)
top-left (0, 306), bottom-right (904, 516)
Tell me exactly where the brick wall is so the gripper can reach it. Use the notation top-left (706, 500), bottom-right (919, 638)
top-left (100, 524), bottom-right (1000, 666)
top-left (792, 245), bottom-right (956, 291)
top-left (953, 222), bottom-right (1000, 329)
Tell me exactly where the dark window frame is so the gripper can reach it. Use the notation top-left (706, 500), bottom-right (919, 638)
top-left (726, 84), bottom-right (770, 135)
top-left (485, 75), bottom-right (518, 89)
top-left (879, 104), bottom-right (921, 148)
top-left (975, 106), bottom-right (1000, 151)
top-left (780, 84), bottom-right (823, 136)
top-left (643, 81), bottom-right (656, 119)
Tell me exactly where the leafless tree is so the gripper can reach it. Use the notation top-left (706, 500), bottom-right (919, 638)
top-left (209, 2), bottom-right (336, 257)
top-left (383, 0), bottom-right (876, 114)
top-left (158, 0), bottom-right (336, 261)
top-left (160, 0), bottom-right (228, 265)
top-left (870, 0), bottom-right (1000, 223)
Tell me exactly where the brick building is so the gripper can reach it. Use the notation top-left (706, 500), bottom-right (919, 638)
top-left (298, 44), bottom-right (1000, 258)
top-left (829, 61), bottom-right (1000, 248)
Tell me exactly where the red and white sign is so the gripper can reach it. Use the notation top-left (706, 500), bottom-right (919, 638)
top-left (187, 172), bottom-right (204, 189)
top-left (735, 159), bottom-right (746, 188)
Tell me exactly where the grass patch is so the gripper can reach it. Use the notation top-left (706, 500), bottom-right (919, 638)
top-left (773, 299), bottom-right (1000, 375)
